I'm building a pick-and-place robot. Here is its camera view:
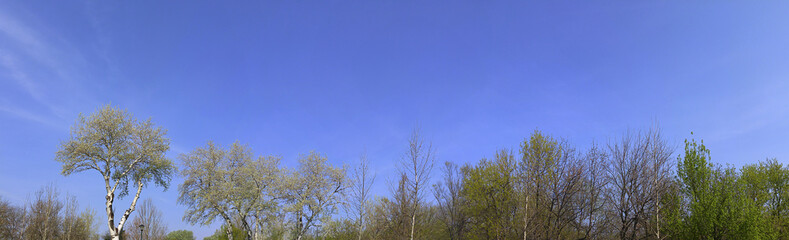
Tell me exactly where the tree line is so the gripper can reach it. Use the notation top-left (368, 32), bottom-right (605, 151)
top-left (3, 105), bottom-right (789, 239)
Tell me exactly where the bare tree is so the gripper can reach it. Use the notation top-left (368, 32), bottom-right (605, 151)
top-left (126, 199), bottom-right (167, 240)
top-left (606, 127), bottom-right (673, 239)
top-left (399, 128), bottom-right (435, 240)
top-left (348, 151), bottom-right (376, 240)
top-left (546, 145), bottom-right (585, 239)
top-left (0, 197), bottom-right (27, 240)
top-left (433, 161), bottom-right (465, 240)
top-left (580, 142), bottom-right (610, 239)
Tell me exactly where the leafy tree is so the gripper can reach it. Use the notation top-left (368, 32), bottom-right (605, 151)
top-left (56, 105), bottom-right (175, 240)
top-left (742, 158), bottom-right (789, 239)
top-left (164, 230), bottom-right (195, 240)
top-left (203, 225), bottom-right (245, 240)
top-left (284, 151), bottom-right (348, 240)
top-left (676, 136), bottom-right (773, 239)
top-left (518, 130), bottom-right (588, 239)
top-left (518, 130), bottom-right (560, 239)
top-left (178, 141), bottom-right (280, 240)
top-left (461, 150), bottom-right (518, 240)
top-left (323, 219), bottom-right (358, 240)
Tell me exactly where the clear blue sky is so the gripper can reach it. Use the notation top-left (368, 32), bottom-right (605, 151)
top-left (2, 1), bottom-right (789, 238)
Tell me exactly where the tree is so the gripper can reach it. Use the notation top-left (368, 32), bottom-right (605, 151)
top-left (398, 128), bottom-right (435, 240)
top-left (461, 150), bottom-right (518, 240)
top-left (203, 225), bottom-right (245, 240)
top-left (606, 127), bottom-right (673, 239)
top-left (126, 199), bottom-right (167, 240)
top-left (56, 105), bottom-right (175, 240)
top-left (0, 196), bottom-right (27, 240)
top-left (62, 194), bottom-right (97, 240)
top-left (284, 151), bottom-right (348, 240)
top-left (433, 161), bottom-right (466, 240)
top-left (165, 230), bottom-right (196, 240)
top-left (742, 159), bottom-right (789, 239)
top-left (579, 142), bottom-right (609, 239)
top-left (348, 151), bottom-right (376, 240)
top-left (676, 136), bottom-right (772, 239)
top-left (517, 130), bottom-right (564, 239)
top-left (24, 184), bottom-right (64, 240)
top-left (178, 141), bottom-right (280, 240)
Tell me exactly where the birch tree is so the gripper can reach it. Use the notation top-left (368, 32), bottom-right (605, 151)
top-left (56, 105), bottom-right (175, 240)
top-left (348, 152), bottom-right (375, 240)
top-left (399, 128), bottom-right (435, 240)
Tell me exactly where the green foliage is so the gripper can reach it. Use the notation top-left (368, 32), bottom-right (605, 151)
top-left (165, 230), bottom-right (195, 240)
top-left (204, 225), bottom-right (245, 240)
top-left (742, 159), bottom-right (789, 239)
top-left (178, 141), bottom-right (282, 239)
top-left (56, 105), bottom-right (175, 196)
top-left (461, 151), bottom-right (518, 240)
top-left (322, 219), bottom-right (358, 240)
top-left (56, 105), bottom-right (175, 239)
top-left (285, 151), bottom-right (348, 240)
top-left (675, 136), bottom-right (774, 239)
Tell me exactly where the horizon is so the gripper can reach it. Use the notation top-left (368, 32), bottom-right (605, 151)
top-left (2, 1), bottom-right (789, 239)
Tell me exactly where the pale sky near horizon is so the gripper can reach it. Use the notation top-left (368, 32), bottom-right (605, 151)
top-left (2, 1), bottom-right (789, 238)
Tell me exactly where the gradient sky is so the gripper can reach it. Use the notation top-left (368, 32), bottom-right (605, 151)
top-left (2, 1), bottom-right (789, 238)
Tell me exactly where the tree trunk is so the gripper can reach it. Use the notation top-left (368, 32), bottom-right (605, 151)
top-left (224, 218), bottom-right (234, 240)
top-left (523, 194), bottom-right (529, 240)
top-left (410, 213), bottom-right (416, 240)
top-left (116, 180), bottom-right (144, 240)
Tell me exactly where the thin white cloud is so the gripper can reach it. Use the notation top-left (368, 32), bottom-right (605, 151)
top-left (0, 53), bottom-right (45, 103)
top-left (0, 8), bottom-right (91, 128)
top-left (0, 103), bottom-right (67, 129)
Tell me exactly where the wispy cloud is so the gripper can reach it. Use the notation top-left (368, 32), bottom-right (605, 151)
top-left (0, 103), bottom-right (67, 129)
top-left (0, 8), bottom-right (92, 128)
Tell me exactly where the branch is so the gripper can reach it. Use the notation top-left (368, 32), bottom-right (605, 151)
top-left (116, 178), bottom-right (144, 233)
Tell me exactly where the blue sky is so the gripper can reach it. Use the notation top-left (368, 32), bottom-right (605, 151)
top-left (2, 1), bottom-right (789, 238)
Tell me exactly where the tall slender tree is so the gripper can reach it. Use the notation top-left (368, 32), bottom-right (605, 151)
top-left (398, 128), bottom-right (435, 240)
top-left (348, 151), bottom-right (376, 240)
